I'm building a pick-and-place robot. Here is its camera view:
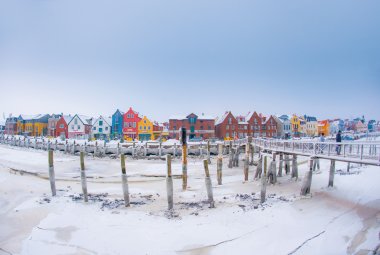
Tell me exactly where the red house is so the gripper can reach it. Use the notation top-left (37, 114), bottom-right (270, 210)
top-left (169, 113), bottom-right (215, 140)
top-left (262, 115), bottom-right (277, 138)
top-left (246, 111), bottom-right (263, 138)
top-left (215, 111), bottom-right (238, 140)
top-left (55, 115), bottom-right (73, 138)
top-left (123, 107), bottom-right (141, 140)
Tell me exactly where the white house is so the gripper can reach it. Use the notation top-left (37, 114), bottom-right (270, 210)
top-left (274, 115), bottom-right (291, 139)
top-left (67, 114), bottom-right (93, 139)
top-left (92, 116), bottom-right (112, 140)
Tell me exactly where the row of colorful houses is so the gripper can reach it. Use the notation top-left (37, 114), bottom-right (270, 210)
top-left (1, 110), bottom-right (379, 141)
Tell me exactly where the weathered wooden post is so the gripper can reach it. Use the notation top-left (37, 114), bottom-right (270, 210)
top-left (300, 158), bottom-right (313, 196)
top-left (120, 154), bottom-right (130, 207)
top-left (328, 159), bottom-right (335, 187)
top-left (173, 143), bottom-right (177, 157)
top-left (244, 142), bottom-right (250, 181)
top-left (199, 143), bottom-right (203, 157)
top-left (181, 128), bottom-right (188, 190)
top-left (217, 144), bottom-right (223, 185)
top-left (207, 140), bottom-right (211, 164)
top-left (278, 153), bottom-right (284, 177)
top-left (269, 153), bottom-right (277, 184)
top-left (347, 162), bottom-right (350, 173)
top-left (260, 156), bottom-right (268, 203)
top-left (144, 143), bottom-right (148, 157)
top-left (166, 154), bottom-right (174, 210)
top-left (55, 140), bottom-right (58, 151)
top-left (65, 140), bottom-right (68, 153)
top-left (203, 159), bottom-right (215, 208)
top-left (117, 142), bottom-right (121, 156)
top-left (250, 143), bottom-right (255, 165)
top-left (291, 155), bottom-right (298, 180)
top-left (313, 158), bottom-right (320, 171)
top-left (159, 142), bottom-right (162, 158)
top-left (228, 141), bottom-right (233, 168)
top-left (94, 141), bottom-right (98, 156)
top-left (132, 141), bottom-right (136, 158)
top-left (233, 147), bottom-right (239, 167)
top-left (72, 140), bottom-right (76, 155)
top-left (34, 137), bottom-right (37, 149)
top-left (48, 150), bottom-right (56, 196)
top-left (254, 155), bottom-right (263, 179)
top-left (80, 152), bottom-right (88, 202)
top-left (285, 154), bottom-right (290, 174)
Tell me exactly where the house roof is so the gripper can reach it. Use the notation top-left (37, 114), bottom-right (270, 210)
top-left (170, 113), bottom-right (215, 121)
top-left (62, 115), bottom-right (73, 124)
top-left (19, 114), bottom-right (49, 121)
top-left (215, 111), bottom-right (231, 125)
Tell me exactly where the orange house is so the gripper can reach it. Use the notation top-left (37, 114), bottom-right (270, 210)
top-left (317, 120), bottom-right (330, 136)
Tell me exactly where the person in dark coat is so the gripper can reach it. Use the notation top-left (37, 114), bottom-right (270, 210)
top-left (336, 130), bottom-right (342, 155)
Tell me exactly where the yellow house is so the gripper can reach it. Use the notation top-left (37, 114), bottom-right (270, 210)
top-left (290, 114), bottom-right (301, 137)
top-left (17, 114), bottom-right (50, 136)
top-left (137, 116), bottom-right (153, 141)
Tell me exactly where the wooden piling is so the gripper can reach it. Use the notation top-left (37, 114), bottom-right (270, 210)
top-left (217, 144), bottom-right (223, 185)
top-left (328, 159), bottom-right (335, 187)
top-left (300, 158), bottom-right (313, 196)
top-left (121, 154), bottom-right (130, 207)
top-left (48, 150), bottom-right (56, 196)
top-left (228, 141), bottom-right (233, 168)
top-left (244, 142), bottom-right (250, 181)
top-left (260, 156), bottom-right (267, 203)
top-left (80, 152), bottom-right (88, 202)
top-left (254, 155), bottom-right (263, 179)
top-left (347, 162), bottom-right (350, 173)
top-left (207, 140), bottom-right (211, 164)
top-left (166, 154), bottom-right (174, 210)
top-left (181, 128), bottom-right (188, 190)
top-left (203, 159), bottom-right (215, 208)
top-left (291, 155), bottom-right (298, 180)
top-left (269, 153), bottom-right (277, 184)
top-left (278, 153), bottom-right (283, 177)
top-left (285, 154), bottom-right (290, 174)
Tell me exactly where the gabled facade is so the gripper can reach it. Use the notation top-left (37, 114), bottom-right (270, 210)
top-left (56, 115), bottom-right (73, 139)
top-left (92, 116), bottom-right (112, 140)
top-left (48, 114), bottom-right (63, 137)
top-left (236, 115), bottom-right (248, 138)
top-left (17, 114), bottom-right (50, 137)
top-left (170, 113), bottom-right (215, 140)
top-left (303, 115), bottom-right (318, 137)
top-left (138, 116), bottom-right (153, 141)
top-left (4, 117), bottom-right (18, 135)
top-left (152, 122), bottom-right (164, 140)
top-left (262, 115), bottom-right (278, 138)
top-left (318, 120), bottom-right (330, 136)
top-left (111, 109), bottom-right (124, 139)
top-left (246, 111), bottom-right (263, 138)
top-left (330, 119), bottom-right (344, 135)
top-left (355, 120), bottom-right (367, 133)
top-left (368, 120), bottom-right (376, 132)
top-left (123, 107), bottom-right (141, 140)
top-left (290, 114), bottom-right (301, 137)
top-left (67, 115), bottom-right (93, 139)
top-left (215, 111), bottom-right (238, 140)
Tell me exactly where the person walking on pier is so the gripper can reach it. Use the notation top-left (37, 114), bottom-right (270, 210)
top-left (336, 130), bottom-right (342, 155)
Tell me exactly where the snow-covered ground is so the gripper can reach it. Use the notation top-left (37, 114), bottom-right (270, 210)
top-left (0, 144), bottom-right (379, 255)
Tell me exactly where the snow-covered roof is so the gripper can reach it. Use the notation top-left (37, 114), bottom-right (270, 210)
top-left (63, 115), bottom-right (73, 124)
top-left (215, 112), bottom-right (230, 125)
top-left (169, 113), bottom-right (215, 121)
top-left (19, 114), bottom-right (47, 120)
top-left (0, 120), bottom-right (5, 126)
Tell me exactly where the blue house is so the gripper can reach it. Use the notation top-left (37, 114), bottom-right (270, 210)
top-left (368, 120), bottom-right (376, 132)
top-left (111, 109), bottom-right (124, 139)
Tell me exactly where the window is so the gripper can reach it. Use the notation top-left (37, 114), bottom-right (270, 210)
top-left (140, 126), bottom-right (142, 130)
top-left (74, 119), bottom-right (78, 125)
top-left (99, 121), bottom-right (103, 126)
top-left (93, 127), bottom-right (96, 130)
top-left (133, 122), bottom-right (136, 128)
top-left (99, 128), bottom-right (103, 133)
top-left (144, 120), bottom-right (146, 124)
top-left (148, 126), bottom-right (151, 130)
top-left (200, 126), bottom-right (204, 130)
top-left (105, 127), bottom-right (108, 131)
top-left (226, 125), bottom-right (229, 130)
top-left (174, 126), bottom-right (177, 130)
top-left (208, 126), bottom-right (211, 130)
top-left (60, 124), bottom-right (64, 128)
top-left (226, 132), bottom-right (229, 138)
top-left (72, 126), bottom-right (74, 130)
top-left (228, 118), bottom-right (232, 124)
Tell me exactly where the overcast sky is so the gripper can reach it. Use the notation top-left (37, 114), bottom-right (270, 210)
top-left (0, 0), bottom-right (379, 122)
